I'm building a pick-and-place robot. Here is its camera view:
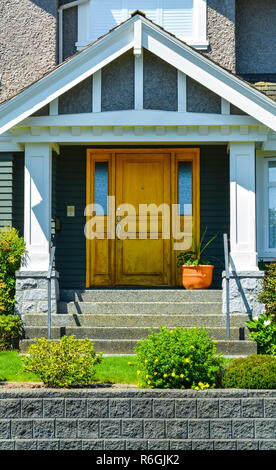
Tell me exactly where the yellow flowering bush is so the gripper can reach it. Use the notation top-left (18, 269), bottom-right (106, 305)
top-left (22, 335), bottom-right (102, 388)
top-left (0, 226), bottom-right (25, 315)
top-left (134, 326), bottom-right (224, 389)
top-left (0, 314), bottom-right (21, 351)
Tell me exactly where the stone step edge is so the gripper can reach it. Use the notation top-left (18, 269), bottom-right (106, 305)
top-left (59, 301), bottom-right (222, 305)
top-left (23, 325), bottom-right (248, 330)
top-left (19, 338), bottom-right (253, 345)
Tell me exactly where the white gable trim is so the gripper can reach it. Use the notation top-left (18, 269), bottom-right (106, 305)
top-left (0, 13), bottom-right (276, 136)
top-left (141, 22), bottom-right (276, 132)
top-left (0, 21), bottom-right (134, 135)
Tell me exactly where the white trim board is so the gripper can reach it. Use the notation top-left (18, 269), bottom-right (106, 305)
top-left (0, 12), bottom-right (276, 137)
top-left (5, 126), bottom-right (268, 144)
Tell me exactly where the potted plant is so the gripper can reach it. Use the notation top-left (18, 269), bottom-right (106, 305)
top-left (177, 228), bottom-right (217, 289)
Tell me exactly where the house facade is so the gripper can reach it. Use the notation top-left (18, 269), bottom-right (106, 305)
top-left (0, 1), bottom-right (275, 351)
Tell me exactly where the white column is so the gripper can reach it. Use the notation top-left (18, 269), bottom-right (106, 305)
top-left (22, 144), bottom-right (52, 271)
top-left (229, 142), bottom-right (258, 271)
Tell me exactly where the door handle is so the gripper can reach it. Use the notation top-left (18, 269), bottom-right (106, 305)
top-left (116, 223), bottom-right (121, 239)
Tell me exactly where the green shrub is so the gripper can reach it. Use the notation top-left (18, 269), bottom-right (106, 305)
top-left (245, 314), bottom-right (276, 355)
top-left (258, 262), bottom-right (276, 321)
top-left (0, 226), bottom-right (25, 315)
top-left (0, 315), bottom-right (22, 351)
top-left (222, 354), bottom-right (276, 389)
top-left (134, 326), bottom-right (224, 390)
top-left (22, 335), bottom-right (102, 388)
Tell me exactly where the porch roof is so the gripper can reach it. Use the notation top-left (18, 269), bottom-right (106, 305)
top-left (0, 11), bottom-right (276, 135)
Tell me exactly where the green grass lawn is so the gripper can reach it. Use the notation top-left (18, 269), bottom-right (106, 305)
top-left (0, 351), bottom-right (139, 385)
top-left (0, 350), bottom-right (234, 386)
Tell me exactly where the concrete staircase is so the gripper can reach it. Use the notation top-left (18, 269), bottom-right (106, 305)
top-left (20, 288), bottom-right (257, 357)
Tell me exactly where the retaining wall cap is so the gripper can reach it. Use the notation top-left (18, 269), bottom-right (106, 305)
top-left (0, 388), bottom-right (275, 399)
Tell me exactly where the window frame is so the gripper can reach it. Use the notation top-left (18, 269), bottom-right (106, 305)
top-left (76, 0), bottom-right (208, 51)
top-left (256, 153), bottom-right (276, 260)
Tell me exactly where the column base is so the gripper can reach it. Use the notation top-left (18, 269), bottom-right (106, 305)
top-left (15, 271), bottom-right (60, 316)
top-left (222, 270), bottom-right (265, 317)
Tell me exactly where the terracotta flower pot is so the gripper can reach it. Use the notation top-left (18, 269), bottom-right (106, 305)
top-left (181, 265), bottom-right (214, 290)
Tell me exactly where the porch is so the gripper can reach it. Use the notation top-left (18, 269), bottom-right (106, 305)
top-left (1, 11), bottom-right (274, 355)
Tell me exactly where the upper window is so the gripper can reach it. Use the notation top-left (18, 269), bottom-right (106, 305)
top-left (76, 0), bottom-right (208, 50)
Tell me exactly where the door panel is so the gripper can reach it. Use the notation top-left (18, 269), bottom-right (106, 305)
top-left (115, 153), bottom-right (170, 285)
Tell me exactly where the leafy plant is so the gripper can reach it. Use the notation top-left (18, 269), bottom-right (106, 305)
top-left (245, 314), bottom-right (276, 355)
top-left (0, 315), bottom-right (21, 351)
top-left (0, 226), bottom-right (25, 315)
top-left (134, 326), bottom-right (224, 390)
top-left (222, 354), bottom-right (276, 389)
top-left (22, 335), bottom-right (102, 388)
top-left (177, 227), bottom-right (217, 267)
top-left (258, 262), bottom-right (276, 321)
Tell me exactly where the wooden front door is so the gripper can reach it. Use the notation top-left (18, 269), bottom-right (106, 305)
top-left (115, 152), bottom-right (171, 285)
top-left (86, 148), bottom-right (200, 287)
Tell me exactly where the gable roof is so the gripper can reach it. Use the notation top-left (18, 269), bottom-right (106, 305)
top-left (0, 11), bottom-right (276, 135)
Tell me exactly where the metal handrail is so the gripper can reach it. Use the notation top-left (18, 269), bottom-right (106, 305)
top-left (223, 234), bottom-right (230, 340)
top-left (47, 246), bottom-right (56, 340)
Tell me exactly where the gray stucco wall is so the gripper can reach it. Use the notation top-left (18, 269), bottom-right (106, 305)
top-left (205, 0), bottom-right (236, 72)
top-left (101, 51), bottom-right (135, 112)
top-left (62, 6), bottom-right (78, 60)
top-left (236, 0), bottom-right (276, 74)
top-left (187, 77), bottom-right (221, 114)
top-left (59, 77), bottom-right (92, 114)
top-left (0, 0), bottom-right (58, 105)
top-left (144, 50), bottom-right (178, 111)
top-left (0, 389), bottom-right (275, 450)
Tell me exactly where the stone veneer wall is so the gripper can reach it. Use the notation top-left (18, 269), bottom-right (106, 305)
top-left (0, 389), bottom-right (275, 451)
top-left (222, 271), bottom-right (265, 317)
top-left (14, 271), bottom-right (60, 316)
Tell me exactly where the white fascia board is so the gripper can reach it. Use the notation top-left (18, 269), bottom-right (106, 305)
top-left (0, 21), bottom-right (134, 136)
top-left (141, 21), bottom-right (276, 132)
top-left (22, 110), bottom-right (260, 128)
top-left (10, 127), bottom-right (267, 144)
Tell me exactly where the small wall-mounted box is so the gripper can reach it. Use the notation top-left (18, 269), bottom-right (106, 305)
top-left (67, 206), bottom-right (75, 217)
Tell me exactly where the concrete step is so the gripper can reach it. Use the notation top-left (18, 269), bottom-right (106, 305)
top-left (58, 301), bottom-right (222, 315)
top-left (22, 314), bottom-right (251, 328)
top-left (19, 338), bottom-right (257, 356)
top-left (60, 289), bottom-right (222, 303)
top-left (23, 326), bottom-right (250, 341)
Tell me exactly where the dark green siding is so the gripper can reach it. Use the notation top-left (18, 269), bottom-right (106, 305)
top-left (12, 153), bottom-right (24, 236)
top-left (200, 146), bottom-right (230, 289)
top-left (55, 147), bottom-right (87, 288)
top-left (55, 145), bottom-right (229, 290)
top-left (0, 153), bottom-right (13, 228)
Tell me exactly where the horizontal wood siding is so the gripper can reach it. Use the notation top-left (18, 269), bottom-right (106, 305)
top-left (55, 146), bottom-right (229, 289)
top-left (0, 153), bottom-right (13, 228)
top-left (55, 147), bottom-right (86, 289)
top-left (12, 153), bottom-right (24, 236)
top-left (200, 145), bottom-right (230, 289)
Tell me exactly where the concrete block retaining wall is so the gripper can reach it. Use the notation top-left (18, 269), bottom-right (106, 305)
top-left (0, 389), bottom-right (275, 450)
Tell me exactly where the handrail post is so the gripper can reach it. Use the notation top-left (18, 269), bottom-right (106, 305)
top-left (223, 234), bottom-right (230, 340)
top-left (47, 246), bottom-right (56, 340)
